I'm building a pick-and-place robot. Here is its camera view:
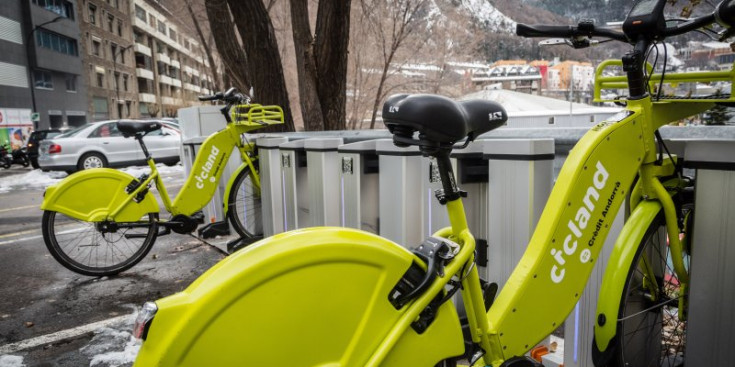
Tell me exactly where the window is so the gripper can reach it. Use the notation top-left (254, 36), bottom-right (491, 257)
top-left (88, 3), bottom-right (96, 25)
top-left (111, 43), bottom-right (117, 62)
top-left (134, 31), bottom-right (144, 44)
top-left (96, 72), bottom-right (105, 87)
top-left (113, 72), bottom-right (120, 90)
top-left (92, 39), bottom-right (101, 56)
top-left (548, 117), bottom-right (555, 125)
top-left (34, 70), bottom-right (53, 89)
top-left (36, 30), bottom-right (78, 56)
top-left (33, 0), bottom-right (75, 20)
top-left (157, 20), bottom-right (166, 34)
top-left (149, 16), bottom-right (156, 28)
top-left (108, 14), bottom-right (114, 32)
top-left (135, 5), bottom-right (146, 22)
top-left (117, 20), bottom-right (123, 37)
top-left (90, 122), bottom-right (121, 138)
top-left (123, 75), bottom-right (128, 91)
top-left (169, 28), bottom-right (177, 41)
top-left (119, 48), bottom-right (126, 65)
top-left (111, 0), bottom-right (118, 8)
top-left (93, 98), bottom-right (109, 120)
top-left (65, 74), bottom-right (76, 92)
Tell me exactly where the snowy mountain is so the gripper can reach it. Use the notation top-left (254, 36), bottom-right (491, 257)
top-left (459, 0), bottom-right (516, 33)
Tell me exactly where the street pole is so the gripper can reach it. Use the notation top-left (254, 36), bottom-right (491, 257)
top-left (24, 16), bottom-right (65, 130)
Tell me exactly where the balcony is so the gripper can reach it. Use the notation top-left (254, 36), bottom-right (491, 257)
top-left (162, 96), bottom-right (175, 105)
top-left (184, 83), bottom-right (201, 93)
top-left (157, 53), bottom-right (171, 64)
top-left (172, 79), bottom-right (182, 88)
top-left (134, 43), bottom-right (152, 57)
top-left (136, 68), bottom-right (154, 80)
top-left (171, 59), bottom-right (180, 68)
top-left (139, 93), bottom-right (156, 103)
top-left (160, 75), bottom-right (173, 85)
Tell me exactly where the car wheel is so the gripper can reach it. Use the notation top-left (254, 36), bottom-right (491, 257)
top-left (31, 158), bottom-right (39, 169)
top-left (78, 152), bottom-right (107, 171)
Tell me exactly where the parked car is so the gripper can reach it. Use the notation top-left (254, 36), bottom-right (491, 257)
top-left (38, 120), bottom-right (181, 173)
top-left (27, 129), bottom-right (63, 168)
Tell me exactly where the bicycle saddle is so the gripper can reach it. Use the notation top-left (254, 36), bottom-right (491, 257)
top-left (117, 120), bottom-right (162, 137)
top-left (382, 94), bottom-right (507, 147)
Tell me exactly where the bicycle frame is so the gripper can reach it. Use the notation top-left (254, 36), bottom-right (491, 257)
top-left (452, 63), bottom-right (729, 365)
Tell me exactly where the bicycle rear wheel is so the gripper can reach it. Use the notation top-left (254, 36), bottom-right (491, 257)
top-left (614, 200), bottom-right (693, 367)
top-left (227, 168), bottom-right (263, 238)
top-left (42, 211), bottom-right (158, 276)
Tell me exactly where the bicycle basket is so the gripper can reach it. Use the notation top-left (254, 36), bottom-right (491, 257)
top-left (594, 59), bottom-right (735, 104)
top-left (230, 104), bottom-right (285, 126)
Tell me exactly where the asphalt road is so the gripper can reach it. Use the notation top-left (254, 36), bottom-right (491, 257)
top-left (0, 165), bottom-right (230, 366)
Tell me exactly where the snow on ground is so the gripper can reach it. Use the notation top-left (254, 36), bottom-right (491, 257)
top-left (0, 355), bottom-right (25, 367)
top-left (80, 313), bottom-right (141, 367)
top-left (0, 164), bottom-right (184, 194)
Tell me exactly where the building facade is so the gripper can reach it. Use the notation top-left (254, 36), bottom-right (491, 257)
top-left (130, 0), bottom-right (213, 118)
top-left (1, 0), bottom-right (88, 130)
top-left (78, 0), bottom-right (138, 121)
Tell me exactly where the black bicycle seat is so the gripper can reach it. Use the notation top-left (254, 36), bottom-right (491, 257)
top-left (382, 94), bottom-right (507, 145)
top-left (117, 120), bottom-right (162, 137)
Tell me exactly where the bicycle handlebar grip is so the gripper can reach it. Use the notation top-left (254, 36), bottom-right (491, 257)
top-left (716, 0), bottom-right (735, 26)
top-left (198, 92), bottom-right (223, 101)
top-left (516, 23), bottom-right (574, 38)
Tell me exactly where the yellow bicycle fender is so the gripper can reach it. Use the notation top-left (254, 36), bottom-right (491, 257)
top-left (134, 227), bottom-right (464, 367)
top-left (40, 168), bottom-right (159, 222)
top-left (591, 200), bottom-right (662, 360)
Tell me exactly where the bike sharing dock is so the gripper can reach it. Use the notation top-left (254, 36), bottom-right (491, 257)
top-left (180, 117), bottom-right (734, 367)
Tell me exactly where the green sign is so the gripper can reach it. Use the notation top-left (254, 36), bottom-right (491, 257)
top-left (31, 112), bottom-right (40, 122)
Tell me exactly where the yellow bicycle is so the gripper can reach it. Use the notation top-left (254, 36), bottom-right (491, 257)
top-left (40, 88), bottom-right (283, 276)
top-left (132, 1), bottom-right (734, 366)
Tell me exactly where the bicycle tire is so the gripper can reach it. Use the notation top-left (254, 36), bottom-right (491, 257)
top-left (612, 198), bottom-right (694, 367)
top-left (227, 167), bottom-right (263, 238)
top-left (42, 211), bottom-right (158, 276)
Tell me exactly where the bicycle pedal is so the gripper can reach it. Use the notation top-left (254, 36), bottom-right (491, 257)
top-left (226, 236), bottom-right (262, 253)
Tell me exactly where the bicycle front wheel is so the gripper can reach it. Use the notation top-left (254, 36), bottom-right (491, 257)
top-left (42, 211), bottom-right (158, 276)
top-left (227, 168), bottom-right (263, 238)
top-left (614, 201), bottom-right (693, 367)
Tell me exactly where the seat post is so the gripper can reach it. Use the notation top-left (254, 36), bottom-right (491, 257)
top-left (435, 150), bottom-right (462, 204)
top-left (135, 134), bottom-right (152, 160)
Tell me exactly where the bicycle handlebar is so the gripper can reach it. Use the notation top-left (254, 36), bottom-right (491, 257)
top-left (516, 23), bottom-right (627, 42)
top-left (517, 0), bottom-right (735, 44)
top-left (198, 92), bottom-right (223, 102)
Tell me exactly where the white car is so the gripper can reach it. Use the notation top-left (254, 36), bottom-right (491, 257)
top-left (38, 120), bottom-right (181, 173)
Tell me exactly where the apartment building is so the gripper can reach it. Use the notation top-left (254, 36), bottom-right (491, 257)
top-left (78, 0), bottom-right (138, 121)
top-left (0, 0), bottom-right (88, 130)
top-left (130, 0), bottom-right (213, 118)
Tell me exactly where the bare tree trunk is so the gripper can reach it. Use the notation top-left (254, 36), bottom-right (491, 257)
top-left (289, 0), bottom-right (324, 131)
top-left (314, 0), bottom-right (351, 130)
top-left (226, 0), bottom-right (294, 131)
top-left (205, 0), bottom-right (251, 94)
top-left (184, 0), bottom-right (220, 92)
top-left (369, 63), bottom-right (391, 129)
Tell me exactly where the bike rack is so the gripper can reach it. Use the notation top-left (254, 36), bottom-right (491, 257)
top-left (256, 136), bottom-right (289, 236)
top-left (338, 140), bottom-right (381, 233)
top-left (375, 139), bottom-right (425, 248)
top-left (278, 139), bottom-right (310, 231)
top-left (685, 140), bottom-right (735, 366)
top-left (305, 138), bottom-right (344, 226)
